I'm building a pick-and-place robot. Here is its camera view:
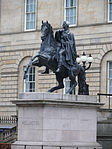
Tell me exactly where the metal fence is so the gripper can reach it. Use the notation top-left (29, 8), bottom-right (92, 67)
top-left (0, 116), bottom-right (17, 124)
top-left (97, 93), bottom-right (112, 109)
top-left (0, 126), bottom-right (17, 143)
top-left (0, 116), bottom-right (17, 144)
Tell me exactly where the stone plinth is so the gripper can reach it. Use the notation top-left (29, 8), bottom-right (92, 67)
top-left (12, 93), bottom-right (102, 149)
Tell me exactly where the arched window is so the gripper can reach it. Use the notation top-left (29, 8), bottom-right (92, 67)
top-left (107, 62), bottom-right (112, 94)
top-left (18, 57), bottom-right (38, 95)
top-left (24, 66), bottom-right (35, 92)
top-left (101, 51), bottom-right (112, 94)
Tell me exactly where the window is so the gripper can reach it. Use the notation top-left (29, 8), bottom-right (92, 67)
top-left (25, 0), bottom-right (36, 30)
top-left (108, 62), bottom-right (112, 93)
top-left (65, 0), bottom-right (77, 25)
top-left (24, 67), bottom-right (35, 92)
top-left (108, 0), bottom-right (112, 21)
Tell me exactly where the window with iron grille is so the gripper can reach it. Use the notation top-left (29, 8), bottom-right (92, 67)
top-left (65, 0), bottom-right (77, 25)
top-left (24, 67), bottom-right (35, 92)
top-left (25, 0), bottom-right (36, 30)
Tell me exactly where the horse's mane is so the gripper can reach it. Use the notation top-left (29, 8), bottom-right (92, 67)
top-left (42, 22), bottom-right (56, 48)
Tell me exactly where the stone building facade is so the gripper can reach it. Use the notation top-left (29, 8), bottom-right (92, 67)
top-left (0, 0), bottom-right (112, 116)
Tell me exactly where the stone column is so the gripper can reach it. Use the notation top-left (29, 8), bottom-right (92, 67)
top-left (12, 93), bottom-right (103, 149)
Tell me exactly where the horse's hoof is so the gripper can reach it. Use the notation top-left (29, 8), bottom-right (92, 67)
top-left (48, 89), bottom-right (51, 92)
top-left (48, 89), bottom-right (54, 92)
top-left (41, 71), bottom-right (49, 74)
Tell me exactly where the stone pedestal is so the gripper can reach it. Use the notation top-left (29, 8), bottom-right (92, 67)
top-left (12, 93), bottom-right (103, 149)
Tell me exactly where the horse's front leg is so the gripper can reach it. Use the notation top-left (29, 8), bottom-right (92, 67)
top-left (23, 59), bottom-right (32, 79)
top-left (23, 53), bottom-right (39, 79)
top-left (31, 53), bottom-right (39, 61)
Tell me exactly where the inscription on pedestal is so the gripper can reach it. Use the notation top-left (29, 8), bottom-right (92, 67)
top-left (12, 93), bottom-right (102, 149)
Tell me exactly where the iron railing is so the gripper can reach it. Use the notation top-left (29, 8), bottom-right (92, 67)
top-left (0, 116), bottom-right (17, 143)
top-left (97, 93), bottom-right (112, 109)
top-left (0, 116), bottom-right (17, 124)
top-left (0, 126), bottom-right (17, 143)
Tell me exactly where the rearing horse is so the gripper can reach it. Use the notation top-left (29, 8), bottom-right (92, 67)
top-left (24, 21), bottom-right (87, 94)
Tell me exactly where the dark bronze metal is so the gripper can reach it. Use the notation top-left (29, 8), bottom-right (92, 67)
top-left (24, 21), bottom-right (89, 95)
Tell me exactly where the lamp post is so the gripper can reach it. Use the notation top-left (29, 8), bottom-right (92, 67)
top-left (76, 52), bottom-right (93, 70)
top-left (76, 52), bottom-right (94, 95)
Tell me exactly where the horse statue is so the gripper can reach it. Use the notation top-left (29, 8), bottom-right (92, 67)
top-left (24, 21), bottom-right (88, 95)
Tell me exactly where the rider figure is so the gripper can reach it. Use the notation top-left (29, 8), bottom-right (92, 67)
top-left (42, 21), bottom-right (77, 75)
top-left (55, 21), bottom-right (77, 75)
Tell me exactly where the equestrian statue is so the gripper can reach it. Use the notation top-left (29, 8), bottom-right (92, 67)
top-left (24, 21), bottom-right (88, 95)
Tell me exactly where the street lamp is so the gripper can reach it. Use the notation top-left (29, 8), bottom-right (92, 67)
top-left (76, 52), bottom-right (93, 70)
top-left (76, 52), bottom-right (94, 95)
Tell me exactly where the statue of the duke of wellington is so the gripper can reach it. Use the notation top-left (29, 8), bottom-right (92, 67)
top-left (24, 21), bottom-right (88, 95)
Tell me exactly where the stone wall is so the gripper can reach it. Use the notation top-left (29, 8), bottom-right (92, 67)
top-left (97, 109), bottom-right (112, 149)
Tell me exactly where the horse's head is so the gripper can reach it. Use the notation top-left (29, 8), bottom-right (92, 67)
top-left (41, 21), bottom-right (53, 41)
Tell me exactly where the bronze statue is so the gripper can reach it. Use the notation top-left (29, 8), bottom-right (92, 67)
top-left (24, 21), bottom-right (88, 94)
top-left (55, 21), bottom-right (77, 79)
top-left (56, 21), bottom-right (77, 71)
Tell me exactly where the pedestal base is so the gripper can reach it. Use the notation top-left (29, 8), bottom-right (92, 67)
top-left (12, 141), bottom-right (102, 149)
top-left (12, 93), bottom-right (103, 149)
